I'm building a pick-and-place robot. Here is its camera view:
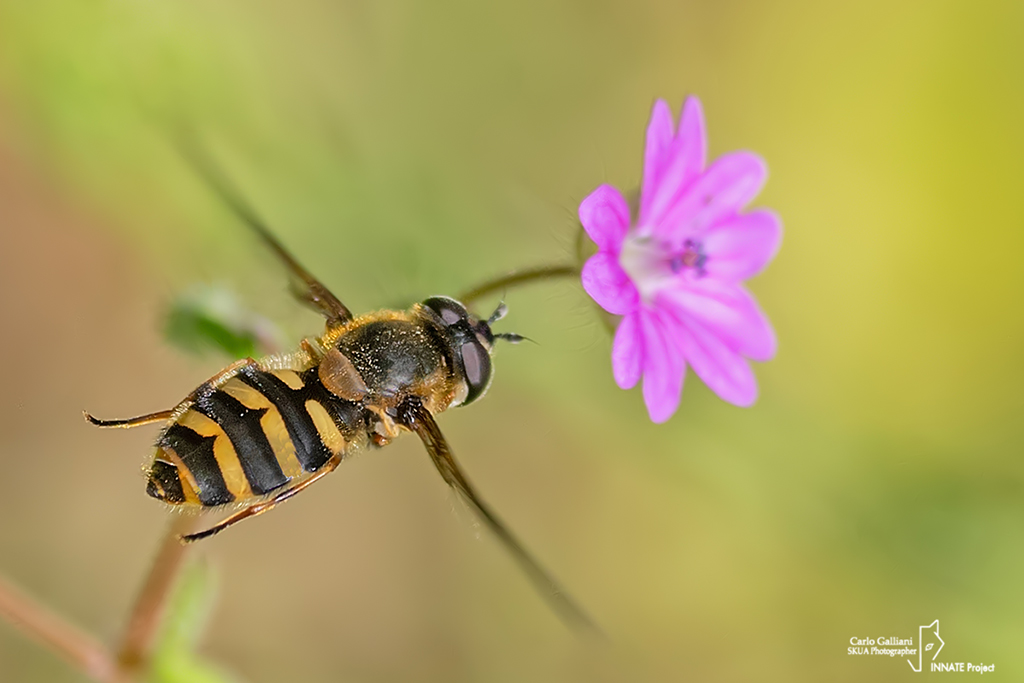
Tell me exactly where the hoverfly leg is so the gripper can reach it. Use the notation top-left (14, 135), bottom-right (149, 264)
top-left (180, 454), bottom-right (343, 544)
top-left (395, 397), bottom-right (600, 634)
top-left (200, 357), bottom-right (259, 388)
top-left (83, 410), bottom-right (174, 429)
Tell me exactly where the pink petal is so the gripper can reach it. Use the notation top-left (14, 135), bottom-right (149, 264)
top-left (676, 96), bottom-right (707, 177)
top-left (611, 311), bottom-right (643, 389)
top-left (640, 97), bottom-right (707, 229)
top-left (702, 209), bottom-right (782, 282)
top-left (669, 314), bottom-right (758, 407)
top-left (659, 280), bottom-right (776, 362)
top-left (654, 152), bottom-right (767, 245)
top-left (639, 310), bottom-right (685, 423)
top-left (579, 185), bottom-right (631, 251)
top-left (581, 252), bottom-right (638, 315)
top-left (639, 100), bottom-right (675, 226)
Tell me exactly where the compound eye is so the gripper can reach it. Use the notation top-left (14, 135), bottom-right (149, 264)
top-left (422, 296), bottom-right (468, 326)
top-left (460, 340), bottom-right (492, 404)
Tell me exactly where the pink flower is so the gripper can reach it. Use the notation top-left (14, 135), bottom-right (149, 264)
top-left (580, 97), bottom-right (781, 423)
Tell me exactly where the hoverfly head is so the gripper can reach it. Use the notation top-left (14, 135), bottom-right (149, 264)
top-left (420, 296), bottom-right (524, 406)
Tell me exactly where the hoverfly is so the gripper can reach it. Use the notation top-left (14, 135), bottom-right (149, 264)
top-left (85, 149), bottom-right (594, 630)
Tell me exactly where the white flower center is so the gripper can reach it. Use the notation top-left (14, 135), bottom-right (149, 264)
top-left (619, 232), bottom-right (707, 303)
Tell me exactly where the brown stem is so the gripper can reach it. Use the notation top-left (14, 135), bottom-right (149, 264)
top-left (0, 574), bottom-right (118, 682)
top-left (458, 264), bottom-right (580, 307)
top-left (575, 219), bottom-right (589, 266)
top-left (116, 515), bottom-right (199, 677)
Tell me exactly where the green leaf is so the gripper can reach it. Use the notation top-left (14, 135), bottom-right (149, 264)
top-left (151, 655), bottom-right (238, 683)
top-left (164, 284), bottom-right (283, 359)
top-left (148, 558), bottom-right (241, 683)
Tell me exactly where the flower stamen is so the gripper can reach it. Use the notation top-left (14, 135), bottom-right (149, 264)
top-left (667, 237), bottom-right (708, 274)
top-left (619, 235), bottom-right (709, 303)
top-left (669, 239), bottom-right (707, 277)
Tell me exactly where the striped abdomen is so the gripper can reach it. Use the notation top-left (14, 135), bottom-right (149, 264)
top-left (147, 365), bottom-right (366, 507)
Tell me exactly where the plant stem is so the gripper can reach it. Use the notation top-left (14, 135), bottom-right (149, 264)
top-left (458, 264), bottom-right (581, 307)
top-left (0, 574), bottom-right (118, 682)
top-left (116, 515), bottom-right (198, 677)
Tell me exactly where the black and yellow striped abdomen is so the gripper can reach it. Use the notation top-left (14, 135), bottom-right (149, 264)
top-left (147, 364), bottom-right (366, 507)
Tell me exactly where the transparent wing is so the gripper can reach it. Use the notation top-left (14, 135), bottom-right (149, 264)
top-left (396, 397), bottom-right (600, 634)
top-left (176, 136), bottom-right (354, 327)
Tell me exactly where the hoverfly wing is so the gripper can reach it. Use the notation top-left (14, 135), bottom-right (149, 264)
top-left (176, 135), bottom-right (354, 327)
top-left (397, 397), bottom-right (600, 634)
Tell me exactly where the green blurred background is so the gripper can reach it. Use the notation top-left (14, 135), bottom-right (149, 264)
top-left (0, 1), bottom-right (1022, 681)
